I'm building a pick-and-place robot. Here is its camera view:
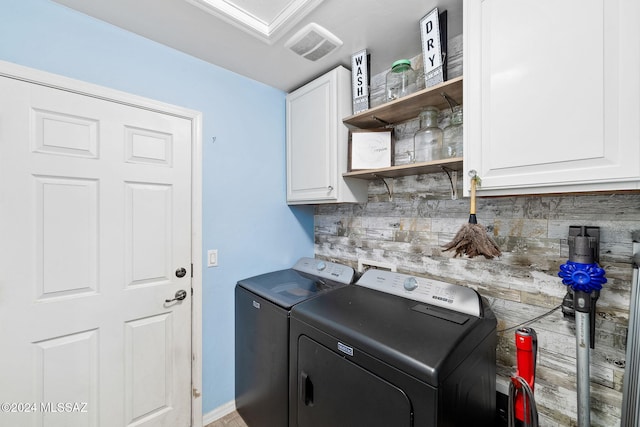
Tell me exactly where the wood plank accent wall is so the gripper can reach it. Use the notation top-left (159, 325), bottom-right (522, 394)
top-left (315, 38), bottom-right (638, 425)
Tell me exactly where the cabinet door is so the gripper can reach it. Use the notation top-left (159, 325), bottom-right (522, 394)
top-left (287, 71), bottom-right (338, 203)
top-left (464, 0), bottom-right (640, 195)
top-left (286, 67), bottom-right (367, 204)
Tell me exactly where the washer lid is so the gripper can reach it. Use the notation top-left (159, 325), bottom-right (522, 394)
top-left (237, 258), bottom-right (353, 309)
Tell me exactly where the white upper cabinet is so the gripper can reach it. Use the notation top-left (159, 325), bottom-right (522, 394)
top-left (286, 66), bottom-right (367, 204)
top-left (464, 0), bottom-right (640, 195)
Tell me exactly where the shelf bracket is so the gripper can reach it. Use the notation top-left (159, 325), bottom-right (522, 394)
top-left (440, 92), bottom-right (459, 113)
top-left (440, 167), bottom-right (458, 200)
top-left (373, 174), bottom-right (393, 201)
top-left (371, 116), bottom-right (392, 126)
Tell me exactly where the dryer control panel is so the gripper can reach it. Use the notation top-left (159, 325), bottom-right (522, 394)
top-left (293, 257), bottom-right (355, 285)
top-left (356, 269), bottom-right (481, 317)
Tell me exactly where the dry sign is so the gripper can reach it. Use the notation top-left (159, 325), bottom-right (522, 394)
top-left (421, 8), bottom-right (444, 87)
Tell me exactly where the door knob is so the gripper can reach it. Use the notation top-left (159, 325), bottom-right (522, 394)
top-left (175, 267), bottom-right (187, 278)
top-left (165, 289), bottom-right (188, 303)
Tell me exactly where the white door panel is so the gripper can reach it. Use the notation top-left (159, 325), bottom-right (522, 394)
top-left (124, 312), bottom-right (174, 426)
top-left (125, 182), bottom-right (173, 287)
top-left (0, 76), bottom-right (192, 427)
top-left (36, 176), bottom-right (99, 299)
top-left (35, 329), bottom-right (99, 427)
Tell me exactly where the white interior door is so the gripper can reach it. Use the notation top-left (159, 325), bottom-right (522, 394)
top-left (0, 74), bottom-right (193, 427)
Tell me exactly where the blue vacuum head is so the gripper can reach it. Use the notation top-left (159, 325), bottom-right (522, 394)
top-left (558, 261), bottom-right (607, 293)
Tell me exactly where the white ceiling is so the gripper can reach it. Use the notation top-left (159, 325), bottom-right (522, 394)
top-left (52, 0), bottom-right (462, 92)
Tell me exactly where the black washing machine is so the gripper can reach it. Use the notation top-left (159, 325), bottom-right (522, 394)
top-left (235, 257), bottom-right (355, 427)
top-left (289, 269), bottom-right (497, 427)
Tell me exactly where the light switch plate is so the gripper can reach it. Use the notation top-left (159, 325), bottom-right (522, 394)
top-left (207, 249), bottom-right (218, 267)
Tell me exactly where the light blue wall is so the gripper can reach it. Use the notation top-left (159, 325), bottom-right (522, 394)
top-left (0, 0), bottom-right (315, 414)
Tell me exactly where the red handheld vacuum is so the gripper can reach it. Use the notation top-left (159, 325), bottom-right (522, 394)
top-left (509, 327), bottom-right (538, 427)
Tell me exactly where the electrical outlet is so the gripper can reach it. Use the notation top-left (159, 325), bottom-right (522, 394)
top-left (357, 258), bottom-right (396, 273)
top-left (207, 249), bottom-right (218, 267)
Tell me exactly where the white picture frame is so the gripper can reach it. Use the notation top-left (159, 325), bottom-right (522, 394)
top-left (350, 129), bottom-right (393, 170)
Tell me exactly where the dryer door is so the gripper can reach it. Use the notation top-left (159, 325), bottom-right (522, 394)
top-left (296, 335), bottom-right (412, 427)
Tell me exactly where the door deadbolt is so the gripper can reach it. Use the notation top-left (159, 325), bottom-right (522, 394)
top-left (165, 289), bottom-right (188, 303)
top-left (175, 267), bottom-right (187, 278)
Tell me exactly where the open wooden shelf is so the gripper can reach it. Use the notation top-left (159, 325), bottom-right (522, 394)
top-left (344, 158), bottom-right (463, 180)
top-left (342, 76), bottom-right (463, 183)
top-left (343, 76), bottom-right (463, 129)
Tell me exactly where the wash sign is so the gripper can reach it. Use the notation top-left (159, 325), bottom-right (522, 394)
top-left (421, 8), bottom-right (444, 87)
top-left (351, 49), bottom-right (369, 113)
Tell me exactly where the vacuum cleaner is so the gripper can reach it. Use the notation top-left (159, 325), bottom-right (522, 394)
top-left (558, 226), bottom-right (607, 426)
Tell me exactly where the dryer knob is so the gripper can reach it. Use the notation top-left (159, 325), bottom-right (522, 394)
top-left (317, 261), bottom-right (327, 271)
top-left (403, 277), bottom-right (418, 291)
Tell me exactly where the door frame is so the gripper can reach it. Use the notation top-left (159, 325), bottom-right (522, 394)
top-left (0, 60), bottom-right (204, 427)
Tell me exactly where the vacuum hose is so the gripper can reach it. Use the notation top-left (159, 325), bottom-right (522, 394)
top-left (508, 327), bottom-right (538, 427)
top-left (508, 378), bottom-right (538, 427)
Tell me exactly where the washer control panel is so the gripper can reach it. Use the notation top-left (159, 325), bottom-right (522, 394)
top-left (356, 269), bottom-right (481, 317)
top-left (293, 257), bottom-right (355, 285)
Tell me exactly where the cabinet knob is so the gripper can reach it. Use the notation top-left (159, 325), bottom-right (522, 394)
top-left (328, 185), bottom-right (334, 192)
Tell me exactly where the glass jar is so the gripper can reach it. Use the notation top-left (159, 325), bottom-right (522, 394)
top-left (385, 59), bottom-right (417, 101)
top-left (442, 106), bottom-right (463, 158)
top-left (413, 106), bottom-right (443, 163)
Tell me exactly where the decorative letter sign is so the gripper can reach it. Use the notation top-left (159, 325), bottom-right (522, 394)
top-left (421, 8), bottom-right (444, 87)
top-left (351, 49), bottom-right (369, 114)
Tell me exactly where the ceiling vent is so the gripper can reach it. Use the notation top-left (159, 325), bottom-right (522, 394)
top-left (285, 23), bottom-right (343, 61)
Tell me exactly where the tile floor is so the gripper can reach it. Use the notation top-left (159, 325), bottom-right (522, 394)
top-left (205, 410), bottom-right (248, 427)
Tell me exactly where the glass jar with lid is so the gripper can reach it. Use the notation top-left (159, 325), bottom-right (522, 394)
top-left (413, 106), bottom-right (443, 163)
top-left (385, 59), bottom-right (417, 101)
top-left (442, 106), bottom-right (463, 158)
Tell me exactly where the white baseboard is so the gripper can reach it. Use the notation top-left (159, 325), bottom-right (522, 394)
top-left (202, 400), bottom-right (237, 425)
